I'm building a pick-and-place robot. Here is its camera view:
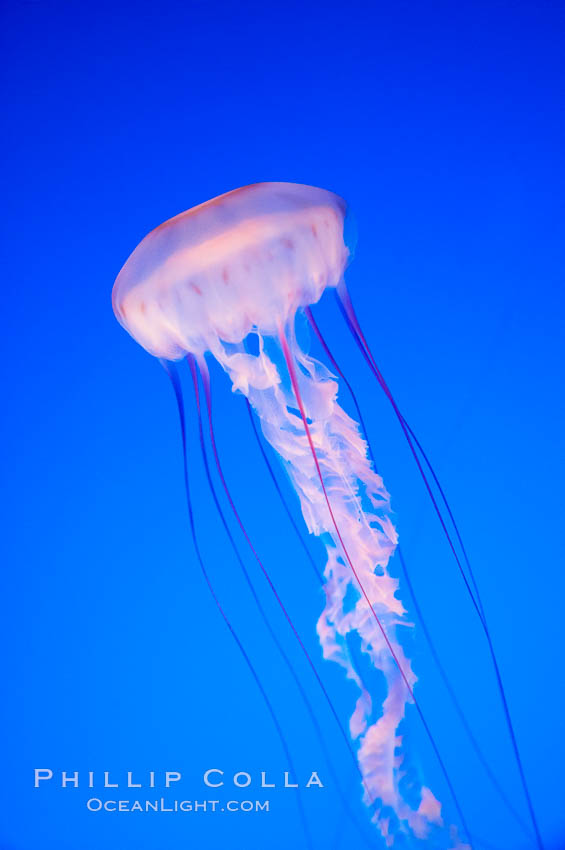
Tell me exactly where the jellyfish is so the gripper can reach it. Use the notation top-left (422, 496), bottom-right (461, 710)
top-left (112, 183), bottom-right (543, 850)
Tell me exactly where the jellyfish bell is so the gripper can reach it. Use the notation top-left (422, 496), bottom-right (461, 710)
top-left (112, 182), bottom-right (351, 360)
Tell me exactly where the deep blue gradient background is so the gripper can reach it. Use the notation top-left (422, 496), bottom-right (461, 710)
top-left (1, 2), bottom-right (564, 849)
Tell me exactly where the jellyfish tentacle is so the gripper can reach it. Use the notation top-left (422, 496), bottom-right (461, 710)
top-left (306, 307), bottom-right (534, 842)
top-left (399, 419), bottom-right (485, 617)
top-left (188, 358), bottom-right (378, 849)
top-left (279, 327), bottom-right (473, 850)
top-left (194, 353), bottom-right (378, 809)
top-left (160, 359), bottom-right (313, 850)
top-left (335, 284), bottom-right (545, 850)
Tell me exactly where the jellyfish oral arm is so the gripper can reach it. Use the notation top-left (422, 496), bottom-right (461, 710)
top-left (207, 324), bottom-right (468, 845)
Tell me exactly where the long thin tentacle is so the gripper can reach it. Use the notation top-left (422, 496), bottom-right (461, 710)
top-left (400, 418), bottom-right (484, 615)
top-left (306, 306), bottom-right (533, 840)
top-left (334, 285), bottom-right (544, 850)
top-left (279, 328), bottom-right (474, 848)
top-left (193, 353), bottom-right (378, 809)
top-left (160, 359), bottom-right (313, 850)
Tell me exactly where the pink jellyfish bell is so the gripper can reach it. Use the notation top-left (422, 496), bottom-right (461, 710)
top-left (112, 182), bottom-right (349, 360)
